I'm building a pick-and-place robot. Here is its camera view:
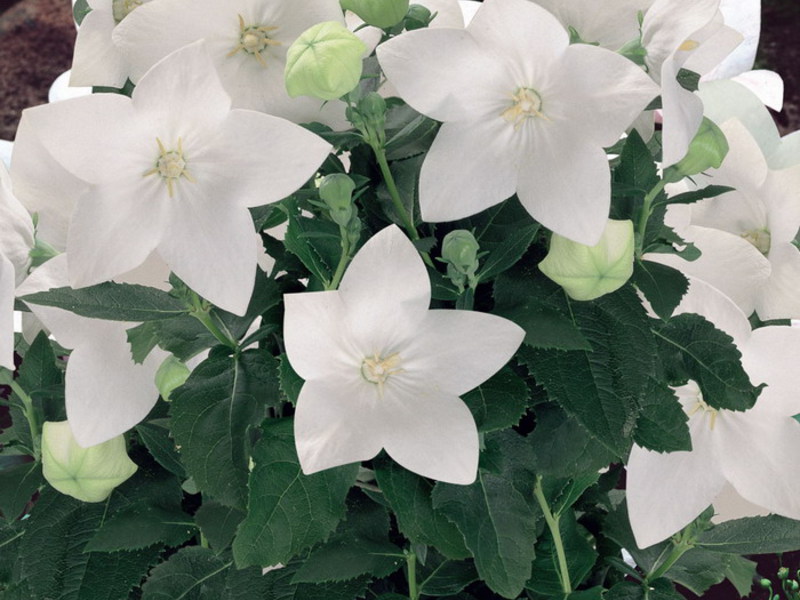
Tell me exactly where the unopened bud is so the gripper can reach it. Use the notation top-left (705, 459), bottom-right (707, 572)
top-left (779, 568), bottom-right (789, 580)
top-left (664, 117), bottom-right (729, 180)
top-left (42, 421), bottom-right (137, 502)
top-left (285, 21), bottom-right (366, 101)
top-left (442, 230), bottom-right (480, 278)
top-left (539, 219), bottom-right (635, 301)
top-left (319, 174), bottom-right (356, 227)
top-left (155, 355), bottom-right (190, 402)
top-left (341, 0), bottom-right (409, 29)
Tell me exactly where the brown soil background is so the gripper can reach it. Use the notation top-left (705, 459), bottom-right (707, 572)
top-left (0, 1), bottom-right (798, 598)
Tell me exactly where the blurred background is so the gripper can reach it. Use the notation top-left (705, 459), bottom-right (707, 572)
top-left (0, 0), bottom-right (798, 598)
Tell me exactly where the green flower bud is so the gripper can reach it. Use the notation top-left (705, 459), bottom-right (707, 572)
top-left (155, 355), bottom-right (190, 402)
top-left (358, 92), bottom-right (386, 128)
top-left (405, 4), bottom-right (433, 30)
top-left (341, 0), bottom-right (409, 29)
top-left (664, 117), bottom-right (729, 181)
top-left (319, 173), bottom-right (356, 227)
top-left (42, 421), bottom-right (137, 503)
top-left (442, 230), bottom-right (480, 277)
top-left (285, 21), bottom-right (366, 101)
top-left (539, 219), bottom-right (635, 301)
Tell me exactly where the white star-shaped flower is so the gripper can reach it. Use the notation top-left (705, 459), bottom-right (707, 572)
top-left (21, 41), bottom-right (331, 315)
top-left (111, 0), bottom-right (347, 126)
top-left (0, 164), bottom-right (35, 369)
top-left (376, 0), bottom-right (658, 245)
top-left (283, 225), bottom-right (524, 484)
top-left (628, 277), bottom-right (800, 548)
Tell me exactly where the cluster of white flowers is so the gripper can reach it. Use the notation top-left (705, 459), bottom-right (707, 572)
top-left (2, 0), bottom-right (800, 554)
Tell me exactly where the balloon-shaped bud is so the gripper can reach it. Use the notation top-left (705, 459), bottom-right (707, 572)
top-left (285, 21), bottom-right (366, 101)
top-left (665, 117), bottom-right (729, 180)
top-left (155, 355), bottom-right (190, 402)
top-left (319, 173), bottom-right (356, 227)
top-left (42, 421), bottom-right (137, 503)
top-left (442, 230), bottom-right (480, 278)
top-left (341, 0), bottom-right (409, 29)
top-left (539, 219), bottom-right (635, 301)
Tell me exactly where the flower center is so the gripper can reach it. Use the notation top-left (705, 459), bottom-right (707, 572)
top-left (741, 228), bottom-right (771, 256)
top-left (227, 14), bottom-right (281, 67)
top-left (361, 353), bottom-right (403, 395)
top-left (143, 137), bottom-right (195, 198)
top-left (686, 395), bottom-right (719, 430)
top-left (112, 0), bottom-right (144, 24)
top-left (501, 87), bottom-right (548, 128)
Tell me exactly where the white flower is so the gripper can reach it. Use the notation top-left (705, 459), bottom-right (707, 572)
top-left (627, 277), bottom-right (800, 548)
top-left (70, 0), bottom-right (155, 88)
top-left (0, 163), bottom-right (35, 369)
top-left (650, 119), bottom-right (800, 320)
top-left (18, 254), bottom-right (170, 447)
top-left (283, 225), bottom-right (524, 484)
top-left (112, 0), bottom-right (348, 126)
top-left (21, 42), bottom-right (331, 316)
top-left (376, 0), bottom-right (657, 245)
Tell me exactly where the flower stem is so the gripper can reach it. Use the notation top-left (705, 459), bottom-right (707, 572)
top-left (373, 144), bottom-right (418, 241)
top-left (406, 549), bottom-right (420, 600)
top-left (533, 476), bottom-right (572, 594)
top-left (326, 234), bottom-right (351, 291)
top-left (0, 370), bottom-right (40, 460)
top-left (646, 537), bottom-right (692, 582)
top-left (191, 309), bottom-right (238, 350)
top-left (636, 178), bottom-right (668, 258)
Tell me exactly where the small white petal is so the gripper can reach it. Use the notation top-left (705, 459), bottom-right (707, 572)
top-left (730, 70), bottom-right (784, 112)
top-left (294, 377), bottom-right (383, 474)
top-left (382, 386), bottom-right (478, 485)
top-left (70, 7), bottom-right (129, 88)
top-left (401, 310), bottom-right (523, 397)
top-left (0, 254), bottom-right (15, 370)
top-left (756, 243), bottom-right (800, 321)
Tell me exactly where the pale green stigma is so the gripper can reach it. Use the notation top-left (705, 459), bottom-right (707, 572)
top-left (227, 14), bottom-right (281, 67)
top-left (501, 87), bottom-right (548, 128)
top-left (112, 0), bottom-right (144, 24)
top-left (687, 395), bottom-right (719, 430)
top-left (143, 137), bottom-right (195, 198)
top-left (741, 228), bottom-right (771, 256)
top-left (361, 353), bottom-right (403, 396)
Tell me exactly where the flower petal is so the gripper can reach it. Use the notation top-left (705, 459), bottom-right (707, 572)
top-left (382, 386), bottom-right (478, 484)
top-left (626, 421), bottom-right (726, 549)
top-left (741, 325), bottom-right (800, 416)
top-left (756, 243), bottom-right (800, 321)
top-left (283, 290), bottom-right (355, 381)
top-left (294, 377), bottom-right (383, 474)
top-left (418, 120), bottom-right (517, 222)
top-left (65, 320), bottom-right (166, 447)
top-left (70, 7), bottom-right (129, 88)
top-left (401, 309), bottom-right (524, 397)
top-left (516, 136), bottom-right (611, 245)
top-left (156, 199), bottom-right (258, 316)
top-left (338, 226), bottom-right (431, 353)
top-left (718, 410), bottom-right (800, 521)
top-left (0, 253), bottom-right (15, 370)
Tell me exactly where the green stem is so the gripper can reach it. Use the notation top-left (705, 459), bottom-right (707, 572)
top-left (373, 144), bottom-right (419, 242)
top-left (646, 539), bottom-right (692, 582)
top-left (406, 550), bottom-right (420, 600)
top-left (191, 310), bottom-right (238, 350)
top-left (326, 235), bottom-right (351, 291)
top-left (533, 476), bottom-right (572, 594)
top-left (636, 178), bottom-right (668, 258)
top-left (0, 371), bottom-right (40, 460)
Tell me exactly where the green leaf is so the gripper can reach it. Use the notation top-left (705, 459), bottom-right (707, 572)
top-left (136, 419), bottom-right (186, 478)
top-left (126, 321), bottom-right (160, 364)
top-left (292, 495), bottom-right (404, 584)
top-left (476, 221), bottom-right (539, 283)
top-left (170, 351), bottom-right (268, 509)
top-left (195, 502), bottom-right (245, 554)
top-left (527, 510), bottom-right (597, 596)
top-left (607, 579), bottom-right (684, 600)
top-left (384, 111), bottom-right (439, 161)
top-left (677, 68), bottom-right (701, 92)
top-left (461, 367), bottom-right (529, 433)
top-left (85, 503), bottom-right (196, 552)
top-left (17, 331), bottom-right (61, 397)
top-left (663, 548), bottom-right (731, 596)
top-left (493, 258), bottom-right (591, 351)
top-left (21, 282), bottom-right (188, 321)
top-left (262, 561), bottom-right (372, 600)
top-left (655, 184), bottom-right (735, 208)
top-left (722, 554), bottom-right (756, 597)
top-left (373, 456), bottom-right (470, 560)
top-left (232, 418), bottom-right (358, 568)
top-left (278, 354), bottom-right (304, 405)
top-left (612, 129), bottom-right (660, 219)
top-left (0, 462), bottom-right (41, 521)
top-left (633, 378), bottom-right (691, 453)
top-left (631, 259), bottom-right (688, 321)
top-left (520, 287), bottom-right (656, 457)
top-left (283, 213), bottom-right (340, 285)
top-left (431, 432), bottom-right (540, 599)
top-left (653, 313), bottom-right (765, 411)
top-left (141, 546), bottom-right (230, 600)
top-left (418, 558), bottom-right (479, 597)
top-left (696, 515), bottom-right (800, 553)
top-left (530, 404), bottom-right (615, 478)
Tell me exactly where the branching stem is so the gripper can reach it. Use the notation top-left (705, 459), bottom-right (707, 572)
top-left (534, 475), bottom-right (572, 594)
